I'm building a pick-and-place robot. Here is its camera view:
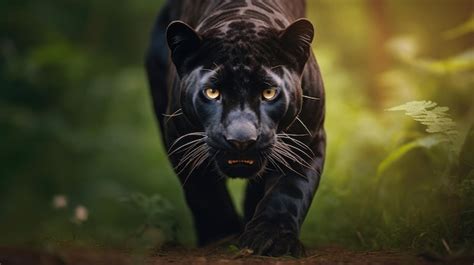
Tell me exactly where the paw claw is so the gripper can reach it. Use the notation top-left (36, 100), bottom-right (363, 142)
top-left (238, 222), bottom-right (304, 257)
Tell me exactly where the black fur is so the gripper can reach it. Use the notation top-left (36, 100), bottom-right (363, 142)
top-left (146, 0), bottom-right (325, 257)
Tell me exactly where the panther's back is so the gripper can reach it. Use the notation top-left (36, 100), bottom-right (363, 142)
top-left (175, 0), bottom-right (307, 29)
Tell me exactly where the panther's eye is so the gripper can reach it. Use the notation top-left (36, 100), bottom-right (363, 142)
top-left (204, 88), bottom-right (220, 100)
top-left (262, 87), bottom-right (278, 101)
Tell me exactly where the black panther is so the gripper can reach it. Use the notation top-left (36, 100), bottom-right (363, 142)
top-left (145, 0), bottom-right (325, 257)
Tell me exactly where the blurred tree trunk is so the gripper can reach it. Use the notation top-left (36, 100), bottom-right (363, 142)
top-left (367, 0), bottom-right (391, 108)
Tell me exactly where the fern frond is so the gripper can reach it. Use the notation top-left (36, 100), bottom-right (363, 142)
top-left (387, 100), bottom-right (458, 145)
top-left (378, 101), bottom-right (460, 177)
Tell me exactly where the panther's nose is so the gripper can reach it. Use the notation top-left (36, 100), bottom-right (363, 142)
top-left (227, 138), bottom-right (256, 151)
top-left (225, 119), bottom-right (258, 151)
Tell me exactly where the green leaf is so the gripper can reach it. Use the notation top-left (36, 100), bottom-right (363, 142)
top-left (377, 135), bottom-right (446, 177)
top-left (387, 101), bottom-right (458, 146)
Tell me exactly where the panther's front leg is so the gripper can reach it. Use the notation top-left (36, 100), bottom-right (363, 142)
top-left (173, 160), bottom-right (242, 245)
top-left (239, 134), bottom-right (325, 257)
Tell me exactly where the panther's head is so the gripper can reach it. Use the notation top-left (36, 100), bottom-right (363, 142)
top-left (167, 19), bottom-right (314, 178)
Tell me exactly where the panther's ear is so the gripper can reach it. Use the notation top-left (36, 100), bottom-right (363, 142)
top-left (167, 21), bottom-right (201, 75)
top-left (279, 19), bottom-right (314, 73)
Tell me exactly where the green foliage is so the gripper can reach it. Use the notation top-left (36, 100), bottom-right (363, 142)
top-left (378, 101), bottom-right (459, 176)
top-left (301, 10), bottom-right (473, 254)
top-left (121, 193), bottom-right (178, 243)
top-left (377, 134), bottom-right (444, 177)
top-left (387, 101), bottom-right (458, 141)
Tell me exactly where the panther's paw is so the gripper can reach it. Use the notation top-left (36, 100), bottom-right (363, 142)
top-left (238, 222), bottom-right (305, 257)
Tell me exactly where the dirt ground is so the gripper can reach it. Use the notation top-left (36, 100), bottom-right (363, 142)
top-left (0, 245), bottom-right (472, 265)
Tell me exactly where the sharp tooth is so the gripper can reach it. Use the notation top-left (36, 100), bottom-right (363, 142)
top-left (227, 159), bottom-right (255, 165)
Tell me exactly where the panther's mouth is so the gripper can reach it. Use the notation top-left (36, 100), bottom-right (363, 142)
top-left (227, 159), bottom-right (255, 165)
top-left (217, 155), bottom-right (263, 178)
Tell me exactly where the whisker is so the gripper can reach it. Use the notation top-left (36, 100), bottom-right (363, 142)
top-left (180, 150), bottom-right (207, 176)
top-left (271, 151), bottom-right (292, 169)
top-left (284, 144), bottom-right (313, 160)
top-left (271, 144), bottom-right (310, 179)
top-left (168, 132), bottom-right (206, 153)
top-left (168, 137), bottom-right (206, 156)
top-left (280, 133), bottom-right (308, 137)
top-left (182, 148), bottom-right (209, 187)
top-left (302, 95), bottom-right (320, 101)
top-left (259, 152), bottom-right (276, 175)
top-left (169, 139), bottom-right (205, 163)
top-left (178, 150), bottom-right (208, 187)
top-left (176, 146), bottom-right (205, 170)
top-left (267, 155), bottom-right (284, 175)
top-left (295, 117), bottom-right (312, 137)
top-left (274, 145), bottom-right (309, 166)
top-left (277, 133), bottom-right (315, 157)
top-left (163, 108), bottom-right (183, 123)
top-left (271, 151), bottom-right (307, 179)
top-left (255, 154), bottom-right (268, 180)
top-left (278, 135), bottom-right (313, 155)
top-left (273, 143), bottom-right (312, 169)
top-left (280, 142), bottom-right (314, 169)
top-left (176, 144), bottom-right (207, 171)
top-left (195, 151), bottom-right (210, 168)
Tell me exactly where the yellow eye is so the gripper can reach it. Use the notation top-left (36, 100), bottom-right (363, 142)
top-left (262, 87), bottom-right (278, 101)
top-left (204, 88), bottom-right (220, 100)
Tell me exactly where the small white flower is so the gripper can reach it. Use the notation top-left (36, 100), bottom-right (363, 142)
top-left (52, 195), bottom-right (68, 209)
top-left (73, 205), bottom-right (89, 223)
